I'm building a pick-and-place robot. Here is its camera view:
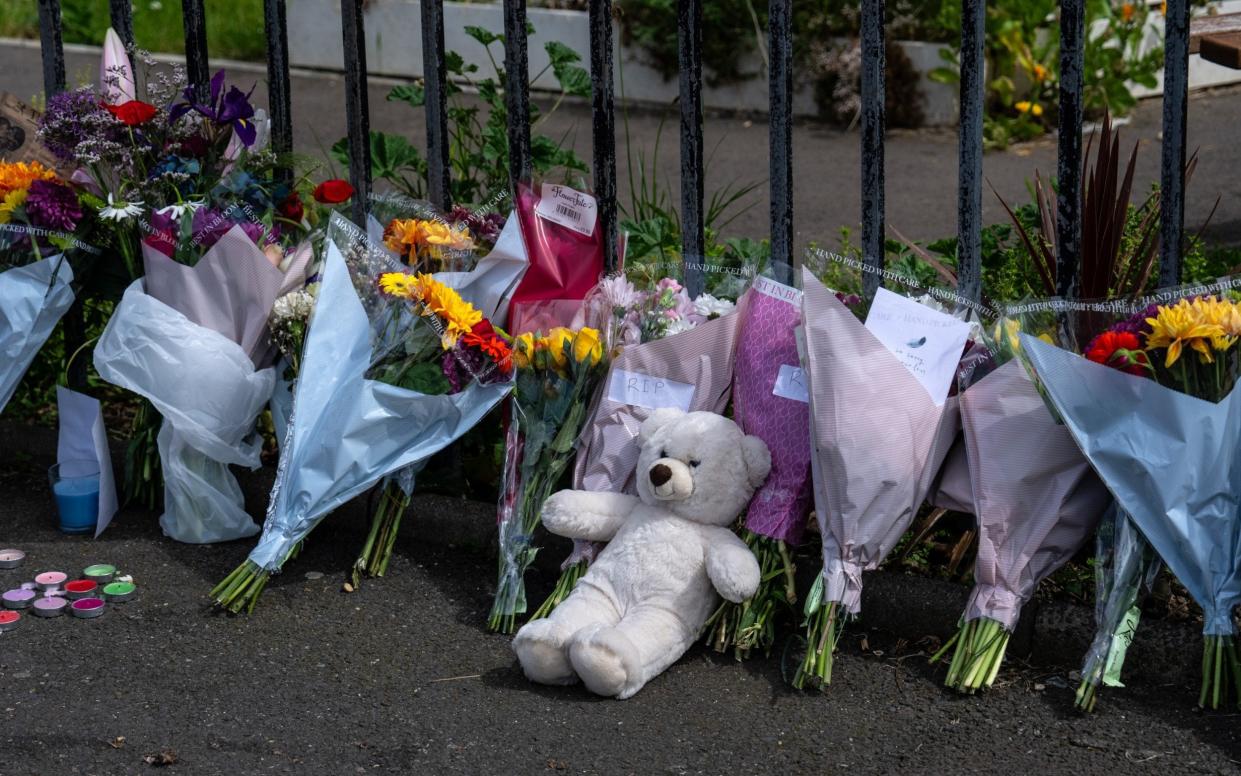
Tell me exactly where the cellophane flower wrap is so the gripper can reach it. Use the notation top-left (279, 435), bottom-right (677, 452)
top-left (1020, 280), bottom-right (1241, 709)
top-left (0, 161), bottom-right (98, 413)
top-left (210, 212), bottom-right (524, 614)
top-left (794, 255), bottom-right (972, 689)
top-left (703, 270), bottom-right (811, 659)
top-left (487, 325), bottom-right (609, 633)
top-left (352, 193), bottom-right (526, 587)
top-left (933, 302), bottom-right (1110, 694)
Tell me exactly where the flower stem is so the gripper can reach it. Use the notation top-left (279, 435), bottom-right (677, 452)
top-left (530, 558), bottom-right (588, 621)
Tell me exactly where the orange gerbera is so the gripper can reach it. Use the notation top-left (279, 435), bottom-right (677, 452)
top-left (0, 161), bottom-right (58, 199)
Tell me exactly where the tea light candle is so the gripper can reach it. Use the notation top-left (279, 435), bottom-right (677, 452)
top-left (64, 580), bottom-right (97, 600)
top-left (0, 549), bottom-right (24, 569)
top-left (0, 610), bottom-right (19, 632)
top-left (32, 597), bottom-right (67, 618)
top-left (102, 582), bottom-right (135, 603)
top-left (34, 571), bottom-right (67, 590)
top-left (83, 565), bottom-right (116, 585)
top-left (70, 598), bottom-right (105, 619)
top-left (2, 589), bottom-right (35, 609)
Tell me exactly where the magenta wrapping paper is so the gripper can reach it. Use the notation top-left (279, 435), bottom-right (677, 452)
top-left (732, 277), bottom-right (812, 543)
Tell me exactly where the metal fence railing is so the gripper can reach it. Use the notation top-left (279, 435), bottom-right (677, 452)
top-left (34, 0), bottom-right (1195, 297)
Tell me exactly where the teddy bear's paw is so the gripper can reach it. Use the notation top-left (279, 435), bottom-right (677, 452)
top-left (513, 619), bottom-right (578, 685)
top-left (569, 626), bottom-right (642, 698)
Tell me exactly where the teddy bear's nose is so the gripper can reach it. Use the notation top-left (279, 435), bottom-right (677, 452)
top-left (649, 463), bottom-right (672, 487)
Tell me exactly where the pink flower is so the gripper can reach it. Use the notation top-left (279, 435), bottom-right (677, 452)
top-left (99, 28), bottom-right (135, 105)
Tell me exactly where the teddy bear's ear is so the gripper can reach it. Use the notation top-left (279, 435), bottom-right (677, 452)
top-left (740, 434), bottom-right (772, 488)
top-left (639, 408), bottom-right (685, 444)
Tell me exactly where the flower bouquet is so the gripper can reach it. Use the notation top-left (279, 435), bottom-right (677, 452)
top-left (212, 212), bottom-right (524, 613)
top-left (931, 308), bottom-right (1110, 694)
top-left (702, 272), bottom-right (811, 660)
top-left (352, 194), bottom-right (522, 587)
top-left (0, 161), bottom-right (98, 413)
top-left (794, 256), bottom-right (971, 689)
top-left (487, 325), bottom-right (607, 633)
top-left (529, 263), bottom-right (753, 622)
top-left (1021, 284), bottom-right (1241, 709)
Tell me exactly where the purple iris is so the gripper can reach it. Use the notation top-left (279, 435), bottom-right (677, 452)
top-left (170, 70), bottom-right (258, 147)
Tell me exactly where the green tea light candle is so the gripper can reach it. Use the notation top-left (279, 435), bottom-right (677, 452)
top-left (83, 565), bottom-right (116, 585)
top-left (102, 582), bottom-right (135, 602)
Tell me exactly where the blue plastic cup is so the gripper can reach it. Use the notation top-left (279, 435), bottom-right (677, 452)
top-left (48, 460), bottom-right (100, 535)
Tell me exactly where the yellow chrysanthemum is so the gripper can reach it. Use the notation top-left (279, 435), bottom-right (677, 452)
top-left (1145, 299), bottom-right (1225, 367)
top-left (572, 327), bottom-right (604, 366)
top-left (378, 271), bottom-right (420, 299)
top-left (1189, 296), bottom-right (1241, 353)
top-left (419, 274), bottom-right (482, 347)
top-left (0, 187), bottom-right (27, 224)
top-left (421, 221), bottom-right (474, 250)
top-left (383, 218), bottom-right (429, 263)
top-left (0, 161), bottom-right (57, 199)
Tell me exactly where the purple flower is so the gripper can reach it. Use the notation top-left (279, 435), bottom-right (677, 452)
top-left (447, 206), bottom-right (505, 247)
top-left (24, 180), bottom-right (82, 231)
top-left (170, 70), bottom-right (258, 147)
top-left (442, 342), bottom-right (502, 392)
top-left (38, 87), bottom-right (117, 164)
top-left (1111, 303), bottom-right (1159, 338)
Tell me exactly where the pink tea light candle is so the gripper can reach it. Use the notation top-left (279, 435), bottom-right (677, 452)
top-left (70, 598), bottom-right (105, 619)
top-left (34, 571), bottom-right (67, 590)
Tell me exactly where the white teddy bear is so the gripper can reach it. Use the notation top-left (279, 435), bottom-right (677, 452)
top-left (512, 408), bottom-right (772, 699)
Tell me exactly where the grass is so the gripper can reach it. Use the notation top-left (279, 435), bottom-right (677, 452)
top-left (0, 0), bottom-right (266, 61)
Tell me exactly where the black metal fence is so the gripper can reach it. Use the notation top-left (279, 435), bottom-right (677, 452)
top-left (34, 0), bottom-right (1195, 297)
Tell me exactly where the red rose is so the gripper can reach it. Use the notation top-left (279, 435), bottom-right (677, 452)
top-left (104, 100), bottom-right (159, 126)
top-left (278, 192), bottom-right (304, 222)
top-left (313, 179), bottom-right (354, 204)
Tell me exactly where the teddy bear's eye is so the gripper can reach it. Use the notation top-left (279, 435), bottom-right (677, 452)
top-left (689, 459), bottom-right (701, 468)
top-left (659, 449), bottom-right (668, 459)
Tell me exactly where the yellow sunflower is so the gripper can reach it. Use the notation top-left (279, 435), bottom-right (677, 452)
top-left (419, 274), bottom-right (482, 347)
top-left (1145, 299), bottom-right (1225, 367)
top-left (378, 271), bottom-right (421, 300)
top-left (0, 187), bottom-right (28, 224)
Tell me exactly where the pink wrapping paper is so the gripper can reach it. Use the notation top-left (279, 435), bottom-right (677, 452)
top-left (142, 225), bottom-right (312, 366)
top-left (572, 298), bottom-right (747, 494)
top-left (732, 276), bottom-right (812, 543)
top-left (958, 358), bottom-right (1110, 629)
top-left (509, 182), bottom-right (604, 325)
top-left (801, 269), bottom-right (956, 613)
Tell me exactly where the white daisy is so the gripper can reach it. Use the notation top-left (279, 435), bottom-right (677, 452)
top-left (99, 193), bottom-right (144, 222)
top-left (155, 199), bottom-right (204, 221)
top-left (693, 293), bottom-right (735, 319)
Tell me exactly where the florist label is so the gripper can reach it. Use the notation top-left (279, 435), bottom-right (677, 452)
top-left (772, 364), bottom-right (809, 403)
top-left (608, 369), bottom-right (695, 412)
top-left (535, 183), bottom-right (597, 237)
top-left (864, 287), bottom-right (971, 405)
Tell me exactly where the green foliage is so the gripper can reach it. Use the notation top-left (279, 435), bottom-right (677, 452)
top-left (334, 24), bottom-right (589, 210)
top-left (0, 0), bottom-right (266, 61)
top-left (930, 0), bottom-right (1164, 148)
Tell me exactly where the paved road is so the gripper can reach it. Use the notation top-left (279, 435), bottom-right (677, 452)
top-left (5, 40), bottom-right (1240, 254)
top-left (1, 446), bottom-right (1239, 775)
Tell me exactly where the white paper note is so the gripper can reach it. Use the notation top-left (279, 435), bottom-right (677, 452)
top-left (607, 369), bottom-right (695, 412)
top-left (864, 287), bottom-right (971, 405)
top-left (534, 183), bottom-right (598, 237)
top-left (56, 386), bottom-right (119, 537)
top-left (772, 364), bottom-right (810, 403)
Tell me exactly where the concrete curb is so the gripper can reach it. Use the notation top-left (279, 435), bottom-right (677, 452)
top-left (1, 418), bottom-right (1204, 684)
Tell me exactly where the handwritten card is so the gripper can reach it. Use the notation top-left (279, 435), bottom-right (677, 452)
top-left (772, 364), bottom-right (809, 403)
top-left (864, 287), bottom-right (971, 405)
top-left (534, 183), bottom-right (598, 237)
top-left (607, 369), bottom-right (695, 411)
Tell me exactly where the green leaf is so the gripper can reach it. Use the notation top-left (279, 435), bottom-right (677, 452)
top-left (928, 67), bottom-right (959, 86)
top-left (544, 40), bottom-right (581, 67)
top-left (399, 361), bottom-right (453, 395)
top-left (387, 83), bottom-right (426, 107)
top-left (465, 25), bottom-right (500, 47)
top-left (369, 132), bottom-right (427, 182)
top-left (445, 51), bottom-right (466, 75)
top-left (553, 62), bottom-right (592, 97)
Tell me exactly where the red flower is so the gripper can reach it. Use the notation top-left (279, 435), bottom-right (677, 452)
top-left (1085, 330), bottom-right (1149, 375)
top-left (463, 319), bottom-right (513, 374)
top-left (313, 179), bottom-right (354, 204)
top-left (278, 192), bottom-right (304, 222)
top-left (104, 100), bottom-right (158, 126)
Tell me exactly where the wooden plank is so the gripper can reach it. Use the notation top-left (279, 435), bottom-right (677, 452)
top-left (1199, 32), bottom-right (1241, 69)
top-left (1190, 12), bottom-right (1241, 53)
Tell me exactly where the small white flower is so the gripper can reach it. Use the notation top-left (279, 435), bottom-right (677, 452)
top-left (271, 289), bottom-right (316, 324)
top-left (663, 317), bottom-right (695, 336)
top-left (693, 293), bottom-right (735, 319)
top-left (99, 193), bottom-right (143, 222)
top-left (155, 200), bottom-right (204, 221)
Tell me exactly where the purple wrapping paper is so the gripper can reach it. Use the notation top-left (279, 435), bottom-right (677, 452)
top-left (801, 269), bottom-right (956, 613)
top-left (958, 358), bottom-right (1110, 629)
top-left (733, 277), bottom-right (812, 543)
top-left (143, 225), bottom-right (313, 367)
top-left (573, 299), bottom-right (746, 494)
